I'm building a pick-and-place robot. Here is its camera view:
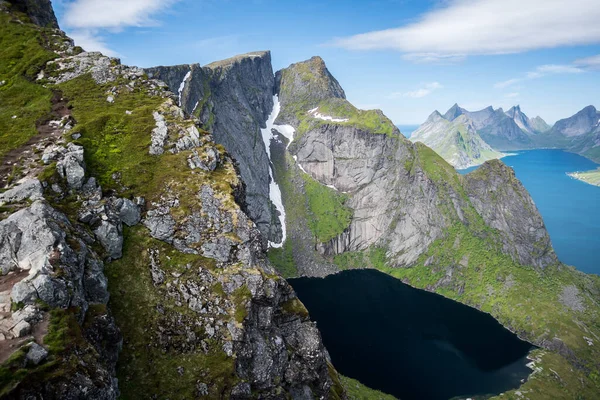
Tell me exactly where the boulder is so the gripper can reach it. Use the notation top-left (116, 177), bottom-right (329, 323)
top-left (26, 343), bottom-right (48, 365)
top-left (94, 221), bottom-right (123, 259)
top-left (11, 281), bottom-right (38, 304)
top-left (0, 180), bottom-right (43, 204)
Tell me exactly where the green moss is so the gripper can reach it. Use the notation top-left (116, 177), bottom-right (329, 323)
top-left (340, 375), bottom-right (397, 400)
top-left (105, 226), bottom-right (237, 399)
top-left (0, 13), bottom-right (56, 160)
top-left (333, 248), bottom-right (388, 271)
top-left (280, 298), bottom-right (309, 318)
top-left (57, 74), bottom-right (164, 195)
top-left (233, 285), bottom-right (251, 323)
top-left (303, 173), bottom-right (352, 243)
top-left (267, 240), bottom-right (298, 278)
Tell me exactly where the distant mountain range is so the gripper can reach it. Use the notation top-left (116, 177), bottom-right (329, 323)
top-left (411, 104), bottom-right (600, 168)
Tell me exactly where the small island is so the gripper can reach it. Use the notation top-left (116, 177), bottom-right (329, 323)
top-left (568, 168), bottom-right (600, 186)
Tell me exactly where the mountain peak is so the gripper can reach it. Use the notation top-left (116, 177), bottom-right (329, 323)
top-left (443, 103), bottom-right (464, 121)
top-left (275, 56), bottom-right (346, 124)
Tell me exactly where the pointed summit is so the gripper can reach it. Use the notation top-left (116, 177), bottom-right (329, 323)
top-left (275, 56), bottom-right (346, 124)
top-left (443, 103), bottom-right (464, 121)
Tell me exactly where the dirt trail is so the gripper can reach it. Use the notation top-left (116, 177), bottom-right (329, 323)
top-left (0, 91), bottom-right (71, 187)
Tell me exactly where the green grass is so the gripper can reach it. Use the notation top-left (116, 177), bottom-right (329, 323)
top-left (105, 226), bottom-right (239, 399)
top-left (57, 75), bottom-right (163, 195)
top-left (333, 247), bottom-right (387, 271)
top-left (267, 240), bottom-right (298, 278)
top-left (303, 173), bottom-right (352, 242)
top-left (374, 222), bottom-right (600, 398)
top-left (568, 168), bottom-right (600, 187)
top-left (0, 12), bottom-right (56, 159)
top-left (310, 98), bottom-right (398, 137)
top-left (340, 375), bottom-right (397, 400)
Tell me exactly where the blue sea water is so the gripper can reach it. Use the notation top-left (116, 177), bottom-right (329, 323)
top-left (397, 124), bottom-right (419, 138)
top-left (460, 150), bottom-right (600, 275)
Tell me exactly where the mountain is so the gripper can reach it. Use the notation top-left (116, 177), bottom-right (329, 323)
top-left (529, 115), bottom-right (552, 133)
top-left (2, 1), bottom-right (600, 399)
top-left (267, 59), bottom-right (600, 399)
top-left (0, 2), bottom-right (343, 399)
top-left (506, 105), bottom-right (550, 134)
top-left (410, 111), bottom-right (505, 169)
top-left (535, 105), bottom-right (600, 161)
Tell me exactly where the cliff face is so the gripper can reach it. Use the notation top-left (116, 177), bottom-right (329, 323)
top-left (463, 160), bottom-right (557, 268)
top-left (5, 0), bottom-right (58, 28)
top-left (146, 52), bottom-right (283, 244)
top-left (273, 58), bottom-right (556, 276)
top-left (0, 6), bottom-right (340, 399)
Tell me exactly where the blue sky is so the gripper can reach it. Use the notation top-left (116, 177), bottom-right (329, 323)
top-left (52, 0), bottom-right (600, 125)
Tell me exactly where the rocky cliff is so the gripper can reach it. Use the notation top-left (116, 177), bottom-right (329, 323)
top-left (4, 0), bottom-right (57, 28)
top-left (146, 52), bottom-right (283, 245)
top-left (269, 57), bottom-right (600, 400)
top-left (410, 111), bottom-right (505, 169)
top-left (272, 58), bottom-right (556, 276)
top-left (0, 5), bottom-right (343, 399)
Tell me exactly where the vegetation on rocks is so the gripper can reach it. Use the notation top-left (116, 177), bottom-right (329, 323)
top-left (0, 11), bottom-right (55, 158)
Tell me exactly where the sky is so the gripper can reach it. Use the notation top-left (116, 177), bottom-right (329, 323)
top-left (51, 0), bottom-right (600, 125)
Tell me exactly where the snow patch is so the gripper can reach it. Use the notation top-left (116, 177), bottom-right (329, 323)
top-left (261, 95), bottom-right (289, 248)
top-left (178, 70), bottom-right (192, 107)
top-left (307, 107), bottom-right (349, 123)
top-left (293, 156), bottom-right (308, 175)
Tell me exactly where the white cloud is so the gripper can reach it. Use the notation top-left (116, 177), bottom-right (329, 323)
top-left (68, 30), bottom-right (119, 56)
top-left (63, 0), bottom-right (178, 29)
top-left (494, 78), bottom-right (521, 89)
top-left (505, 92), bottom-right (520, 98)
top-left (61, 0), bottom-right (178, 55)
top-left (495, 63), bottom-right (585, 88)
top-left (574, 54), bottom-right (600, 69)
top-left (332, 0), bottom-right (600, 61)
top-left (391, 82), bottom-right (443, 98)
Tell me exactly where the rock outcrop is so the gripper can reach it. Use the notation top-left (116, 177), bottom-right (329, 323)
top-left (0, 6), bottom-right (341, 399)
top-left (146, 52), bottom-right (283, 245)
top-left (4, 0), bottom-right (58, 28)
top-left (273, 57), bottom-right (557, 276)
top-left (463, 160), bottom-right (557, 268)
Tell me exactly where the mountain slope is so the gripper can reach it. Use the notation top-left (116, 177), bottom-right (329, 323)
top-left (269, 57), bottom-right (600, 399)
top-left (535, 105), bottom-right (600, 162)
top-left (147, 53), bottom-right (283, 245)
top-left (410, 111), bottom-right (505, 169)
top-left (0, 2), bottom-right (344, 399)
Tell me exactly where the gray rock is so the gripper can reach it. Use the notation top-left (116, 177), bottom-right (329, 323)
top-left (146, 52), bottom-right (281, 243)
top-left (118, 198), bottom-right (141, 226)
top-left (0, 180), bottom-right (43, 204)
top-left (150, 112), bottom-right (168, 155)
top-left (26, 343), bottom-right (49, 365)
top-left (32, 274), bottom-right (55, 304)
top-left (94, 221), bottom-right (123, 259)
top-left (84, 258), bottom-right (110, 304)
top-left (106, 95), bottom-right (114, 103)
top-left (11, 320), bottom-right (31, 338)
top-left (56, 144), bottom-right (86, 189)
top-left (143, 207), bottom-right (176, 242)
top-left (463, 160), bottom-right (557, 268)
top-left (11, 281), bottom-right (38, 304)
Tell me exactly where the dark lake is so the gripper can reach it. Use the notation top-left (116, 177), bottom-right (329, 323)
top-left (290, 269), bottom-right (534, 400)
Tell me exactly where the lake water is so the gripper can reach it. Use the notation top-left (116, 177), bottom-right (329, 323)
top-left (290, 269), bottom-right (533, 400)
top-left (460, 150), bottom-right (600, 274)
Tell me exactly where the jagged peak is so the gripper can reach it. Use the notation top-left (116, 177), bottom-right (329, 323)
top-left (443, 103), bottom-right (464, 121)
